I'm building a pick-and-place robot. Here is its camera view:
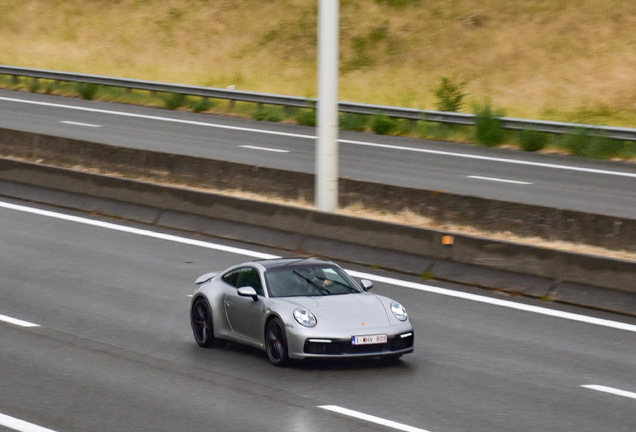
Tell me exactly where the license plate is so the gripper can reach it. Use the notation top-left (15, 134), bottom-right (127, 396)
top-left (351, 334), bottom-right (388, 345)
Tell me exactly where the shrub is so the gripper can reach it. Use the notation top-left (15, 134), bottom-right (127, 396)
top-left (294, 108), bottom-right (316, 127)
top-left (434, 76), bottom-right (468, 112)
top-left (188, 97), bottom-right (215, 113)
top-left (44, 81), bottom-right (58, 95)
top-left (619, 141), bottom-right (636, 159)
top-left (474, 103), bottom-right (504, 147)
top-left (519, 129), bottom-right (548, 152)
top-left (161, 92), bottom-right (187, 110)
top-left (586, 136), bottom-right (624, 159)
top-left (395, 119), bottom-right (414, 136)
top-left (28, 78), bottom-right (40, 93)
top-left (560, 128), bottom-right (589, 157)
top-left (251, 105), bottom-right (285, 122)
top-left (188, 98), bottom-right (214, 112)
top-left (77, 82), bottom-right (99, 100)
top-left (339, 112), bottom-right (368, 131)
top-left (417, 120), bottom-right (454, 140)
top-left (374, 0), bottom-right (420, 8)
top-left (370, 113), bottom-right (398, 135)
top-left (415, 120), bottom-right (428, 137)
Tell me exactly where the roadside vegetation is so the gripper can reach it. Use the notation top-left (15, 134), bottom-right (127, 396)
top-left (1, 0), bottom-right (635, 160)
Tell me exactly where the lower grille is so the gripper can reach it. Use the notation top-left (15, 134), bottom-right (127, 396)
top-left (304, 333), bottom-right (414, 355)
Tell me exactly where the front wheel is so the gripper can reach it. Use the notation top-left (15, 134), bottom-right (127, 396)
top-left (191, 298), bottom-right (217, 347)
top-left (265, 318), bottom-right (290, 366)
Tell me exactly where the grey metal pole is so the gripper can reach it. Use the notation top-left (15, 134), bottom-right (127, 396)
top-left (316, 0), bottom-right (339, 212)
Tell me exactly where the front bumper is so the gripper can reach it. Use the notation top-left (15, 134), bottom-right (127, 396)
top-left (285, 323), bottom-right (414, 360)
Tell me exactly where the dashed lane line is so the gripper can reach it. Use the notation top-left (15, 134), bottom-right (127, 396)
top-left (319, 405), bottom-right (430, 432)
top-left (582, 385), bottom-right (636, 400)
top-left (3, 95), bottom-right (636, 179)
top-left (0, 314), bottom-right (39, 328)
top-left (0, 413), bottom-right (58, 432)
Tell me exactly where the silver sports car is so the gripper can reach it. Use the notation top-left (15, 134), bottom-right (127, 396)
top-left (190, 257), bottom-right (414, 366)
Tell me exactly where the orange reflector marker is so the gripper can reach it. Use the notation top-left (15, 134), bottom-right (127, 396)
top-left (442, 235), bottom-right (454, 245)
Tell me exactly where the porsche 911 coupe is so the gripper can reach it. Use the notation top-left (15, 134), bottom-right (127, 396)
top-left (190, 257), bottom-right (414, 366)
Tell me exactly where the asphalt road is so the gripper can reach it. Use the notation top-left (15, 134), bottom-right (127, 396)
top-left (1, 196), bottom-right (636, 432)
top-left (0, 89), bottom-right (635, 219)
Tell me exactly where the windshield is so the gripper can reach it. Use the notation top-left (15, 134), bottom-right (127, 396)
top-left (265, 264), bottom-right (362, 298)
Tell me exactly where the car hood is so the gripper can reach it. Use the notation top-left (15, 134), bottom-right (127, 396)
top-left (283, 293), bottom-right (391, 330)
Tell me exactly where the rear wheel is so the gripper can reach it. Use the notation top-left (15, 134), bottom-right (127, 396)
top-left (265, 318), bottom-right (290, 366)
top-left (191, 298), bottom-right (216, 347)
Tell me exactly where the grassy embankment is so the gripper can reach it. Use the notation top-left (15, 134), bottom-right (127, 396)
top-left (1, 1), bottom-right (636, 125)
top-left (1, 0), bottom-right (636, 259)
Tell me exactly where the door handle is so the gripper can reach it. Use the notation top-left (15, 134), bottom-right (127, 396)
top-left (225, 301), bottom-right (233, 307)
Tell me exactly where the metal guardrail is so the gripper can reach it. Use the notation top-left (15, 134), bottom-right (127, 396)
top-left (2, 65), bottom-right (636, 141)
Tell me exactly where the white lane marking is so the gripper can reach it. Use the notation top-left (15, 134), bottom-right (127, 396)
top-left (346, 269), bottom-right (636, 333)
top-left (2, 95), bottom-right (636, 179)
top-left (0, 413), bottom-right (58, 432)
top-left (3, 200), bottom-right (636, 333)
top-left (341, 138), bottom-right (636, 179)
top-left (468, 175), bottom-right (532, 185)
top-left (0, 96), bottom-right (311, 140)
top-left (319, 405), bottom-right (430, 432)
top-left (0, 314), bottom-right (40, 328)
top-left (582, 385), bottom-right (636, 400)
top-left (240, 145), bottom-right (290, 153)
top-left (60, 120), bottom-right (102, 128)
top-left (0, 201), bottom-right (278, 260)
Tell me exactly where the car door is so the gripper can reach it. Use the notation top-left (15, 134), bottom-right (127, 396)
top-left (223, 267), bottom-right (265, 344)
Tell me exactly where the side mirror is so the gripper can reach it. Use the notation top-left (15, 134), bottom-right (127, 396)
top-left (237, 286), bottom-right (259, 301)
top-left (360, 279), bottom-right (373, 291)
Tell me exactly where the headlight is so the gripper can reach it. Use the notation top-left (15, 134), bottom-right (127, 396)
top-left (390, 302), bottom-right (408, 321)
top-left (294, 309), bottom-right (317, 327)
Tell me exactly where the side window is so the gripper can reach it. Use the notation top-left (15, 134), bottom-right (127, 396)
top-left (236, 267), bottom-right (264, 296)
top-left (223, 267), bottom-right (264, 297)
top-left (222, 270), bottom-right (240, 287)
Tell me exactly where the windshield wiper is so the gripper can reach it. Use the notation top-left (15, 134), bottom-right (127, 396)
top-left (314, 277), bottom-right (358, 293)
top-left (293, 270), bottom-right (331, 295)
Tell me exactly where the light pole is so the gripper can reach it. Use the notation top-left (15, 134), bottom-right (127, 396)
top-left (316, 0), bottom-right (339, 212)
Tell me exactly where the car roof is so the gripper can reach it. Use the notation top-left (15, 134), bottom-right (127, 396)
top-left (254, 257), bottom-right (334, 270)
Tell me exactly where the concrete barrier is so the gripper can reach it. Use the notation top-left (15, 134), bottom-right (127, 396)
top-left (1, 157), bottom-right (635, 294)
top-left (1, 127), bottom-right (634, 253)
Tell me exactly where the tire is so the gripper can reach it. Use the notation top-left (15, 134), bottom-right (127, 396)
top-left (265, 317), bottom-right (290, 367)
top-left (191, 298), bottom-right (216, 348)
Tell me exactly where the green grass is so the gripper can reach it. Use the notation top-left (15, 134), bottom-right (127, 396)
top-left (250, 105), bottom-right (286, 122)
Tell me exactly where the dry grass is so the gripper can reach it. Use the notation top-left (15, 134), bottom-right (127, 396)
top-left (1, 0), bottom-right (636, 125)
